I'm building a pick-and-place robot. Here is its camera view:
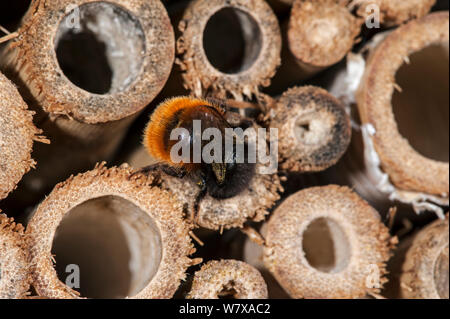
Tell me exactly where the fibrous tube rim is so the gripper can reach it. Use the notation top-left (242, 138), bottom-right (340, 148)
top-left (356, 12), bottom-right (449, 196)
top-left (26, 163), bottom-right (194, 299)
top-left (272, 86), bottom-right (352, 173)
top-left (187, 259), bottom-right (268, 299)
top-left (177, 0), bottom-right (281, 99)
top-left (400, 215), bottom-right (449, 299)
top-left (4, 0), bottom-right (174, 124)
top-left (288, 0), bottom-right (362, 68)
top-left (263, 185), bottom-right (393, 299)
top-left (0, 72), bottom-right (43, 200)
top-left (0, 213), bottom-right (31, 299)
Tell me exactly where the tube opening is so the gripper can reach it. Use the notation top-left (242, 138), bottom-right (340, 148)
top-left (218, 281), bottom-right (239, 299)
top-left (203, 7), bottom-right (262, 74)
top-left (51, 195), bottom-right (162, 299)
top-left (302, 217), bottom-right (351, 273)
top-left (294, 112), bottom-right (332, 146)
top-left (434, 244), bottom-right (449, 299)
top-left (392, 42), bottom-right (449, 162)
top-left (55, 2), bottom-right (145, 95)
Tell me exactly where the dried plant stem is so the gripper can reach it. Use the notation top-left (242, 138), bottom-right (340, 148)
top-left (268, 0), bottom-right (361, 93)
top-left (267, 86), bottom-right (351, 173)
top-left (26, 163), bottom-right (194, 299)
top-left (0, 213), bottom-right (31, 298)
top-left (263, 185), bottom-right (395, 299)
top-left (356, 12), bottom-right (449, 198)
top-left (355, 0), bottom-right (436, 26)
top-left (177, 0), bottom-right (281, 100)
top-left (389, 215), bottom-right (449, 299)
top-left (0, 71), bottom-right (47, 200)
top-left (243, 224), bottom-right (291, 299)
top-left (187, 260), bottom-right (268, 299)
top-left (0, 32), bottom-right (19, 44)
top-left (0, 0), bottom-right (174, 210)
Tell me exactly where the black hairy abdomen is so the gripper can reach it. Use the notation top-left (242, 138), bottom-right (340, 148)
top-left (205, 161), bottom-right (256, 199)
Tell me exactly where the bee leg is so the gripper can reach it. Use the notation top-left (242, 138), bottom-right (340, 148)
top-left (129, 163), bottom-right (162, 179)
top-left (161, 166), bottom-right (187, 179)
top-left (192, 173), bottom-right (207, 223)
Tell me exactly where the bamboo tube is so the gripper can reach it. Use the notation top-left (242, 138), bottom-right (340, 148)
top-left (187, 260), bottom-right (268, 299)
top-left (0, 71), bottom-right (47, 201)
top-left (0, 0), bottom-right (174, 210)
top-left (177, 0), bottom-right (282, 100)
top-left (399, 215), bottom-right (449, 299)
top-left (263, 185), bottom-right (396, 299)
top-left (383, 215), bottom-right (449, 299)
top-left (266, 86), bottom-right (352, 172)
top-left (356, 12), bottom-right (449, 213)
top-left (266, 0), bottom-right (362, 93)
top-left (0, 213), bottom-right (31, 299)
top-left (26, 163), bottom-right (195, 299)
top-left (355, 0), bottom-right (436, 26)
top-left (0, 0), bottom-right (31, 33)
top-left (243, 224), bottom-right (291, 299)
top-left (288, 0), bottom-right (361, 75)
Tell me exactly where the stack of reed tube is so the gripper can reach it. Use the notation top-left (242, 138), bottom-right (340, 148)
top-left (0, 0), bottom-right (448, 299)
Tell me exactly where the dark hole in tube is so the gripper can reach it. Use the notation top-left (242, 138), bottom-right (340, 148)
top-left (203, 7), bottom-right (262, 74)
top-left (302, 217), bottom-right (351, 273)
top-left (55, 2), bottom-right (145, 95)
top-left (0, 0), bottom-right (31, 31)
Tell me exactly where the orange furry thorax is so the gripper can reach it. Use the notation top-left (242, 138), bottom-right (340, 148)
top-left (143, 96), bottom-right (225, 170)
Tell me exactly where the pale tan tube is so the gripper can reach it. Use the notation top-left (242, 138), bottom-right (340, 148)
top-left (288, 0), bottom-right (361, 75)
top-left (356, 12), bottom-right (449, 199)
top-left (267, 86), bottom-right (352, 173)
top-left (393, 216), bottom-right (449, 299)
top-left (187, 260), bottom-right (268, 299)
top-left (0, 0), bottom-right (174, 209)
top-left (268, 0), bottom-right (361, 93)
top-left (177, 0), bottom-right (281, 100)
top-left (0, 71), bottom-right (47, 200)
top-left (0, 213), bottom-right (31, 299)
top-left (355, 0), bottom-right (436, 26)
top-left (263, 185), bottom-right (395, 299)
top-left (26, 163), bottom-right (195, 299)
top-left (243, 224), bottom-right (291, 299)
